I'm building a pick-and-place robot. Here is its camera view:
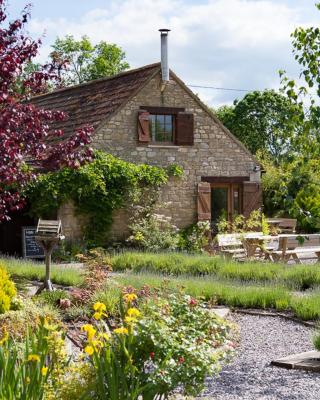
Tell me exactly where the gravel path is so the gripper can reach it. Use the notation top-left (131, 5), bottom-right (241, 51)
top-left (199, 314), bottom-right (320, 400)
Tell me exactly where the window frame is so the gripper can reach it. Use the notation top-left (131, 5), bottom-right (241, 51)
top-left (140, 106), bottom-right (185, 145)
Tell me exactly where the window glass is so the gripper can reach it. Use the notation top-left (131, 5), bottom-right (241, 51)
top-left (149, 114), bottom-right (173, 142)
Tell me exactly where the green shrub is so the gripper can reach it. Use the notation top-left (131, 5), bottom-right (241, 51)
top-left (282, 266), bottom-right (320, 290)
top-left (178, 221), bottom-right (211, 252)
top-left (112, 251), bottom-right (220, 275)
top-left (82, 293), bottom-right (234, 399)
top-left (127, 213), bottom-right (180, 251)
top-left (0, 299), bottom-right (59, 340)
top-left (35, 290), bottom-right (70, 308)
top-left (290, 293), bottom-right (320, 320)
top-left (216, 262), bottom-right (281, 282)
top-left (117, 273), bottom-right (291, 310)
top-left (52, 239), bottom-right (87, 263)
top-left (313, 331), bottom-right (320, 351)
top-left (0, 265), bottom-right (16, 314)
top-left (112, 252), bottom-right (320, 291)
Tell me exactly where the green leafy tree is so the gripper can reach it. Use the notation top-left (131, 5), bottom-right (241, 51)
top-left (50, 35), bottom-right (130, 86)
top-left (279, 2), bottom-right (320, 158)
top-left (215, 90), bottom-right (302, 162)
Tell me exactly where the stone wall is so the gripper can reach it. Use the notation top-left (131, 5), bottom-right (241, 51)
top-left (59, 72), bottom-right (258, 241)
top-left (57, 201), bottom-right (87, 241)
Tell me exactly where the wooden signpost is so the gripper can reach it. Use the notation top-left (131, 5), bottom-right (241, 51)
top-left (35, 219), bottom-right (65, 293)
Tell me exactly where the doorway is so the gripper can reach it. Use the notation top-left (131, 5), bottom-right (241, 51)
top-left (211, 184), bottom-right (242, 230)
top-left (0, 209), bottom-right (36, 257)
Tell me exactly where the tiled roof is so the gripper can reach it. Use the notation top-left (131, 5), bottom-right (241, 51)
top-left (31, 63), bottom-right (161, 137)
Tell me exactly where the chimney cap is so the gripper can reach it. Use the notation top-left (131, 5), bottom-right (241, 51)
top-left (159, 28), bottom-right (171, 34)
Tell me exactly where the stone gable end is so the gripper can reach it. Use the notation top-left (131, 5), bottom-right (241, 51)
top-left (87, 72), bottom-right (257, 239)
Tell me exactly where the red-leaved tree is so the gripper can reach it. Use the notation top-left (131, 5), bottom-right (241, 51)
top-left (0, 0), bottom-right (93, 221)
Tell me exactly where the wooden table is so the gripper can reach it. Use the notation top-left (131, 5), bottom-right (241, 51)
top-left (242, 234), bottom-right (274, 258)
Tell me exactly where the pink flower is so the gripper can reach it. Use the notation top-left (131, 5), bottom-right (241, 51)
top-left (189, 298), bottom-right (197, 307)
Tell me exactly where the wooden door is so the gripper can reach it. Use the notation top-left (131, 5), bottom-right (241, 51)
top-left (211, 183), bottom-right (242, 229)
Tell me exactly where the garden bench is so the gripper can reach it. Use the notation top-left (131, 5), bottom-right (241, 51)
top-left (269, 234), bottom-right (320, 264)
top-left (217, 233), bottom-right (245, 259)
top-left (267, 218), bottom-right (297, 233)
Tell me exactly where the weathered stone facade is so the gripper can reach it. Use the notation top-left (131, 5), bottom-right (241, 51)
top-left (92, 72), bottom-right (257, 239)
top-left (56, 70), bottom-right (259, 241)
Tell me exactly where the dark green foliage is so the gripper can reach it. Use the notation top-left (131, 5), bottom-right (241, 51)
top-left (35, 290), bottom-right (70, 308)
top-left (26, 151), bottom-right (169, 247)
top-left (215, 90), bottom-right (302, 162)
top-left (262, 157), bottom-right (320, 231)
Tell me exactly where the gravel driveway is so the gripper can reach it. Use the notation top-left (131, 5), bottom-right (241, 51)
top-left (198, 314), bottom-right (320, 400)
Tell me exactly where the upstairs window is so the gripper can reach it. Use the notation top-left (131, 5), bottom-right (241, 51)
top-left (150, 114), bottom-right (174, 143)
top-left (138, 106), bottom-right (194, 146)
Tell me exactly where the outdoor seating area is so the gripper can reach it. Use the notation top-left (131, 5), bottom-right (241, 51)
top-left (217, 218), bottom-right (320, 264)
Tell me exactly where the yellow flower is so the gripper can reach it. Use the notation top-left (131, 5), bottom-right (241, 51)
top-left (91, 340), bottom-right (103, 351)
top-left (124, 316), bottom-right (137, 325)
top-left (98, 332), bottom-right (110, 341)
top-left (84, 345), bottom-right (94, 356)
top-left (81, 324), bottom-right (96, 341)
top-left (41, 366), bottom-right (48, 376)
top-left (93, 312), bottom-right (102, 320)
top-left (93, 302), bottom-right (107, 313)
top-left (92, 303), bottom-right (108, 320)
top-left (127, 308), bottom-right (141, 318)
top-left (123, 293), bottom-right (137, 303)
top-left (0, 327), bottom-right (8, 345)
top-left (113, 327), bottom-right (128, 335)
top-left (26, 377), bottom-right (30, 384)
top-left (28, 354), bottom-right (40, 362)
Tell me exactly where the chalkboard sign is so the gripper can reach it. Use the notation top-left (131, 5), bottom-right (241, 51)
top-left (22, 227), bottom-right (44, 259)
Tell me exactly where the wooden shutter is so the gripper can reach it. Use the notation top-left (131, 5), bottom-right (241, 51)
top-left (197, 182), bottom-right (211, 221)
top-left (137, 110), bottom-right (150, 143)
top-left (243, 182), bottom-right (263, 218)
top-left (175, 112), bottom-right (194, 145)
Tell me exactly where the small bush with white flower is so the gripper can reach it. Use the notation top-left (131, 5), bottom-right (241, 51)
top-left (127, 212), bottom-right (180, 251)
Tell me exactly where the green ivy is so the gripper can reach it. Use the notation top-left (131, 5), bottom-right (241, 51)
top-left (166, 163), bottom-right (184, 178)
top-left (26, 151), bottom-right (170, 247)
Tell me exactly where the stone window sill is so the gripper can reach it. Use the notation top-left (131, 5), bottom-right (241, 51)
top-left (147, 144), bottom-right (180, 149)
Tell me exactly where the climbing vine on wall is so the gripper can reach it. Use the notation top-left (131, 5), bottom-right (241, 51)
top-left (26, 151), bottom-right (171, 246)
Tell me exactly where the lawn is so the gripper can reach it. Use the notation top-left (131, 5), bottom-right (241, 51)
top-left (1, 257), bottom-right (84, 287)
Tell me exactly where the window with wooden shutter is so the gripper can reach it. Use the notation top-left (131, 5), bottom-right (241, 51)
top-left (137, 110), bottom-right (150, 143)
top-left (176, 112), bottom-right (194, 146)
top-left (242, 182), bottom-right (262, 218)
top-left (197, 182), bottom-right (211, 221)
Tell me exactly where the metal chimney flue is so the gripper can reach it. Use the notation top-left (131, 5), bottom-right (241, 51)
top-left (159, 29), bottom-right (170, 82)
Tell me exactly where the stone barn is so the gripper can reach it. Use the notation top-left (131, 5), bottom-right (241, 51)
top-left (29, 60), bottom-right (262, 241)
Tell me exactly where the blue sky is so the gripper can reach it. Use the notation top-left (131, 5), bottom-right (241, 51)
top-left (7, 0), bottom-right (319, 107)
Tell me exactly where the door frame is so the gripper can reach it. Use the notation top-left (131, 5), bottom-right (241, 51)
top-left (210, 183), bottom-right (243, 224)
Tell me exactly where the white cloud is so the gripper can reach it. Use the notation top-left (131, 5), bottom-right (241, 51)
top-left (27, 0), bottom-right (316, 106)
